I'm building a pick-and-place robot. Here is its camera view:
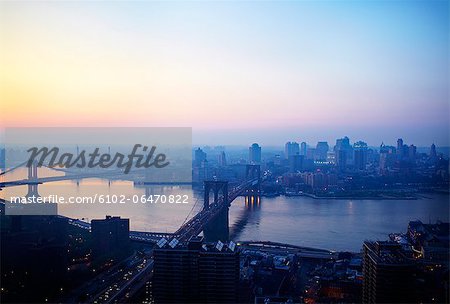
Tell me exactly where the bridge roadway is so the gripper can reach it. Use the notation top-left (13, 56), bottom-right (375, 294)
top-left (174, 177), bottom-right (259, 241)
top-left (0, 169), bottom-right (134, 188)
top-left (68, 219), bottom-right (174, 243)
top-left (68, 177), bottom-right (259, 303)
top-left (67, 177), bottom-right (259, 243)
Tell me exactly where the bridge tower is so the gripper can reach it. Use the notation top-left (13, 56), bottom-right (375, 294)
top-left (203, 180), bottom-right (229, 241)
top-left (26, 161), bottom-right (40, 197)
top-left (203, 181), bottom-right (228, 209)
top-left (245, 164), bottom-right (261, 201)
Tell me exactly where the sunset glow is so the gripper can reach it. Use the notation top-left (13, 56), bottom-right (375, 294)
top-left (1, 1), bottom-right (448, 145)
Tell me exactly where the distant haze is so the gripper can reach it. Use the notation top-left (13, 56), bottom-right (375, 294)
top-left (1, 1), bottom-right (448, 146)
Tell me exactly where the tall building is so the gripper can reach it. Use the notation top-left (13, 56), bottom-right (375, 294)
top-left (362, 241), bottom-right (416, 304)
top-left (430, 143), bottom-right (437, 159)
top-left (194, 148), bottom-right (207, 167)
top-left (249, 143), bottom-right (261, 164)
top-left (379, 144), bottom-right (396, 175)
top-left (315, 141), bottom-right (329, 161)
top-left (288, 154), bottom-right (303, 172)
top-left (218, 151), bottom-right (227, 167)
top-left (397, 138), bottom-right (404, 154)
top-left (336, 149), bottom-right (347, 172)
top-left (408, 144), bottom-right (417, 161)
top-left (0, 216), bottom-right (69, 303)
top-left (306, 148), bottom-right (316, 160)
top-left (353, 141), bottom-right (368, 171)
top-left (284, 142), bottom-right (300, 159)
top-left (152, 237), bottom-right (240, 303)
top-left (396, 138), bottom-right (410, 160)
top-left (300, 142), bottom-right (307, 156)
top-left (334, 136), bottom-right (353, 165)
top-left (326, 151), bottom-right (336, 165)
top-left (91, 216), bottom-right (130, 264)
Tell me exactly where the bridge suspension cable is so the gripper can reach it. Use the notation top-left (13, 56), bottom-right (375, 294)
top-left (0, 161), bottom-right (28, 176)
top-left (180, 195), bottom-right (201, 227)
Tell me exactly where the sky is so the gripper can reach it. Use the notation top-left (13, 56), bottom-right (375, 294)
top-left (0, 1), bottom-right (448, 147)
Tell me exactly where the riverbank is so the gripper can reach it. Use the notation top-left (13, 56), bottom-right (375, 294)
top-left (261, 192), bottom-right (419, 200)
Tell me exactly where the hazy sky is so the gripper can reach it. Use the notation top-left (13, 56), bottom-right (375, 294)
top-left (0, 1), bottom-right (448, 147)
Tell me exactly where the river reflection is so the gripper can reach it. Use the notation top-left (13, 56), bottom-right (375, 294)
top-left (2, 167), bottom-right (448, 251)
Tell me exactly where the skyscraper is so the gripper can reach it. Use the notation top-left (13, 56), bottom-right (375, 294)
top-left (315, 141), bottom-right (329, 161)
top-left (300, 142), bottom-right (307, 156)
top-left (284, 141), bottom-right (300, 159)
top-left (336, 149), bottom-right (347, 172)
top-left (288, 154), bottom-right (303, 172)
top-left (91, 216), bottom-right (130, 264)
top-left (334, 136), bottom-right (353, 165)
top-left (362, 241), bottom-right (416, 304)
top-left (408, 144), bottom-right (417, 161)
top-left (152, 237), bottom-right (240, 303)
top-left (218, 151), bottom-right (227, 167)
top-left (379, 143), bottom-right (396, 175)
top-left (396, 138), bottom-right (405, 159)
top-left (248, 143), bottom-right (261, 164)
top-left (194, 148), bottom-right (207, 167)
top-left (397, 138), bottom-right (403, 153)
top-left (430, 143), bottom-right (437, 159)
top-left (334, 136), bottom-right (351, 151)
top-left (353, 141), bottom-right (368, 171)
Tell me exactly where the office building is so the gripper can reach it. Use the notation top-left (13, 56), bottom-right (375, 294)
top-left (249, 143), bottom-right (261, 164)
top-left (336, 149), bottom-right (347, 172)
top-left (379, 144), bottom-right (396, 174)
top-left (284, 142), bottom-right (300, 159)
top-left (315, 142), bottom-right (329, 161)
top-left (218, 151), bottom-right (227, 167)
top-left (362, 241), bottom-right (416, 304)
top-left (430, 143), bottom-right (437, 160)
top-left (91, 216), bottom-right (130, 264)
top-left (353, 141), bottom-right (368, 171)
top-left (397, 138), bottom-right (404, 154)
top-left (300, 142), bottom-right (307, 156)
top-left (408, 144), bottom-right (417, 161)
top-left (152, 237), bottom-right (240, 303)
top-left (334, 136), bottom-right (353, 166)
top-left (194, 148), bottom-right (207, 167)
top-left (288, 154), bottom-right (303, 172)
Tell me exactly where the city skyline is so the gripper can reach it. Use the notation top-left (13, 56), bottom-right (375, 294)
top-left (1, 1), bottom-right (449, 303)
top-left (192, 130), bottom-right (449, 148)
top-left (1, 1), bottom-right (448, 146)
